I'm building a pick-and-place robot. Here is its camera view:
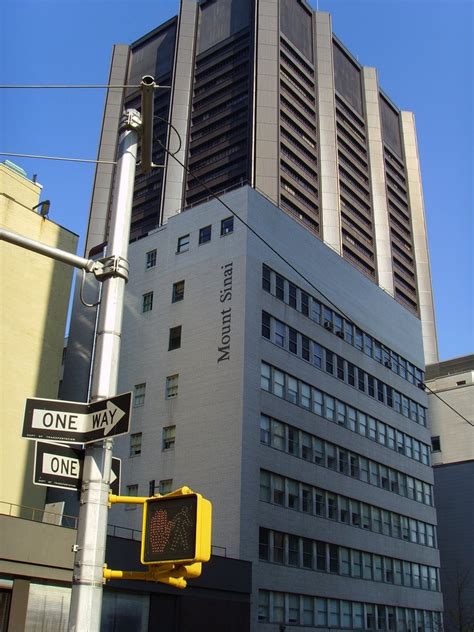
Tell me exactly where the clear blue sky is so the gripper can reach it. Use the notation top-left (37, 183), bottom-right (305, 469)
top-left (1, 0), bottom-right (472, 361)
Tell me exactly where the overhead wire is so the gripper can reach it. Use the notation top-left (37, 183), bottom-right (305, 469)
top-left (0, 84), bottom-right (171, 90)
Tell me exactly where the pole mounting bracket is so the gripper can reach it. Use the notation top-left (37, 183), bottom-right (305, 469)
top-left (93, 255), bottom-right (129, 282)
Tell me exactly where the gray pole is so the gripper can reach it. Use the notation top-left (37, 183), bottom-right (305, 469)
top-left (67, 109), bottom-right (141, 632)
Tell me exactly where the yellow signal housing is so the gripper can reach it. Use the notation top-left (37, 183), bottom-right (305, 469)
top-left (141, 487), bottom-right (212, 566)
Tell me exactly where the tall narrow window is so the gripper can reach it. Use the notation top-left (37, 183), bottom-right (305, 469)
top-left (168, 326), bottom-right (182, 350)
top-left (129, 433), bottom-right (142, 456)
top-left (162, 426), bottom-right (176, 450)
top-left (142, 291), bottom-right (153, 312)
top-left (166, 374), bottom-right (179, 399)
top-left (262, 264), bottom-right (271, 291)
top-left (145, 249), bottom-right (157, 269)
top-left (133, 383), bottom-right (146, 407)
top-left (172, 280), bottom-right (185, 303)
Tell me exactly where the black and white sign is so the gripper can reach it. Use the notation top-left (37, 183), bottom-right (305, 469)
top-left (34, 441), bottom-right (122, 493)
top-left (23, 392), bottom-right (131, 444)
top-left (34, 442), bottom-right (84, 490)
top-left (110, 456), bottom-right (121, 496)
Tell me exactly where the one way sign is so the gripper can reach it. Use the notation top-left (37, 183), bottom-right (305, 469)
top-left (23, 392), bottom-right (132, 444)
top-left (33, 442), bottom-right (122, 493)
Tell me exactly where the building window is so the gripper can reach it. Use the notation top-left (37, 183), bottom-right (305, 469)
top-left (142, 292), bottom-right (153, 313)
top-left (133, 383), bottom-right (146, 407)
top-left (159, 479), bottom-right (173, 495)
top-left (221, 216), bottom-right (234, 235)
top-left (145, 249), bottom-right (157, 269)
top-left (177, 234), bottom-right (190, 253)
top-left (172, 280), bottom-right (185, 303)
top-left (166, 374), bottom-right (179, 399)
top-left (431, 436), bottom-right (441, 452)
top-left (199, 225), bottom-right (212, 244)
top-left (125, 484), bottom-right (138, 510)
top-left (162, 426), bottom-right (176, 450)
top-left (168, 326), bottom-right (182, 351)
top-left (129, 433), bottom-right (142, 456)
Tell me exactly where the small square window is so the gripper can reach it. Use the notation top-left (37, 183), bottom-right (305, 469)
top-left (159, 479), bottom-right (173, 495)
top-left (199, 225), bottom-right (212, 244)
top-left (133, 383), bottom-right (146, 407)
top-left (166, 374), bottom-right (179, 399)
top-left (146, 249), bottom-right (157, 269)
top-left (431, 436), bottom-right (441, 452)
top-left (162, 426), bottom-right (176, 450)
top-left (142, 291), bottom-right (153, 313)
top-left (177, 234), bottom-right (190, 253)
top-left (221, 217), bottom-right (234, 235)
top-left (168, 326), bottom-right (182, 351)
top-left (129, 433), bottom-right (142, 457)
top-left (172, 280), bottom-right (185, 303)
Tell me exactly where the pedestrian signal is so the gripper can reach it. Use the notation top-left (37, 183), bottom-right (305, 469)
top-left (141, 488), bottom-right (212, 565)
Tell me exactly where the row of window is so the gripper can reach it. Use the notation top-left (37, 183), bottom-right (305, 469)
top-left (258, 590), bottom-right (442, 631)
top-left (143, 281), bottom-right (185, 313)
top-left (260, 363), bottom-right (430, 467)
top-left (132, 375), bottom-right (178, 407)
top-left (129, 424), bottom-right (176, 457)
top-left (175, 217), bottom-right (233, 253)
top-left (260, 412), bottom-right (433, 506)
top-left (259, 528), bottom-right (440, 592)
top-left (125, 479), bottom-right (173, 506)
top-left (262, 264), bottom-right (424, 387)
top-left (260, 469), bottom-right (436, 547)
top-left (262, 311), bottom-right (427, 428)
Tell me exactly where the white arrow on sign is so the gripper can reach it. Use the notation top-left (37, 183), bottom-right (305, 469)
top-left (31, 400), bottom-right (126, 437)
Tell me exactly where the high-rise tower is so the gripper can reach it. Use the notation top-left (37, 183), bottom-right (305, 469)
top-left (60, 2), bottom-right (443, 630)
top-left (77, 0), bottom-right (437, 372)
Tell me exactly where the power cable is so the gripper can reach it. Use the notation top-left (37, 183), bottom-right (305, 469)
top-left (0, 84), bottom-right (171, 90)
top-left (422, 383), bottom-right (474, 427)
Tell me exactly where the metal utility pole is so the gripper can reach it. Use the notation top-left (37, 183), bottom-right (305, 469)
top-left (68, 76), bottom-right (156, 632)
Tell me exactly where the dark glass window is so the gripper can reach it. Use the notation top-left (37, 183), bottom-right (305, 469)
top-left (262, 312), bottom-right (271, 339)
top-left (301, 291), bottom-right (309, 316)
top-left (301, 335), bottom-right (310, 361)
top-left (289, 283), bottom-right (297, 308)
top-left (289, 328), bottom-right (298, 354)
top-left (199, 225), bottom-right (212, 244)
top-left (262, 264), bottom-right (271, 291)
top-left (168, 326), bottom-right (182, 351)
top-left (326, 351), bottom-right (334, 374)
top-left (221, 216), bottom-right (234, 235)
top-left (275, 274), bottom-right (284, 300)
top-left (431, 436), bottom-right (441, 452)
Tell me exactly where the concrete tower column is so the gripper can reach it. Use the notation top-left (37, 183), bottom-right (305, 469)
top-left (161, 0), bottom-right (198, 223)
top-left (401, 111), bottom-right (438, 364)
top-left (363, 66), bottom-right (394, 295)
top-left (314, 12), bottom-right (341, 254)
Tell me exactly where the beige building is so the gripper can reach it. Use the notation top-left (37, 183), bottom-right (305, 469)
top-left (425, 355), bottom-right (474, 632)
top-left (0, 161), bottom-right (78, 512)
